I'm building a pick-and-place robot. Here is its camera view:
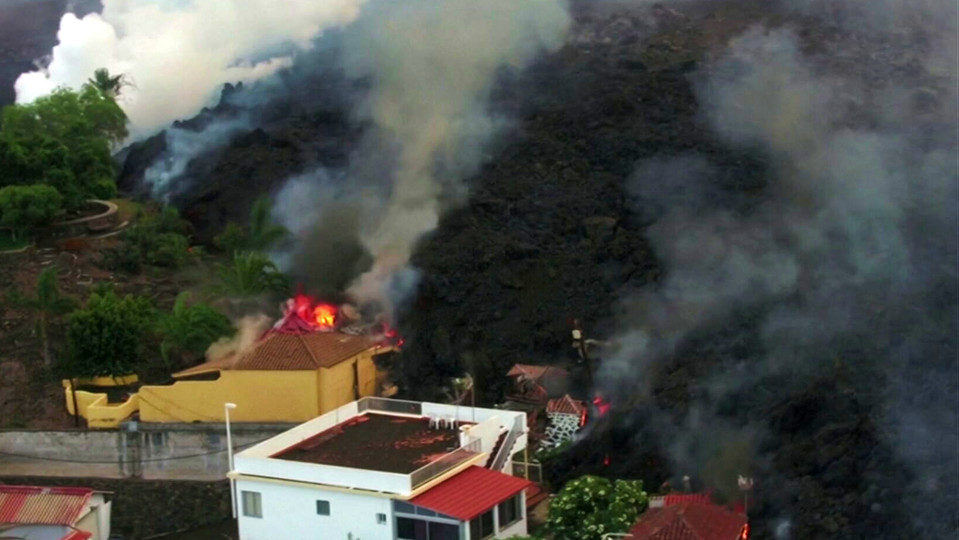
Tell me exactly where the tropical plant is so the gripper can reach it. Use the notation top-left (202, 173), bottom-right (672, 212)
top-left (0, 84), bottom-right (127, 209)
top-left (86, 68), bottom-right (129, 99)
top-left (156, 293), bottom-right (234, 368)
top-left (7, 267), bottom-right (77, 367)
top-left (0, 184), bottom-right (62, 240)
top-left (214, 251), bottom-right (289, 297)
top-left (547, 476), bottom-right (649, 540)
top-left (101, 206), bottom-right (193, 272)
top-left (213, 196), bottom-right (287, 253)
top-left (65, 288), bottom-right (156, 377)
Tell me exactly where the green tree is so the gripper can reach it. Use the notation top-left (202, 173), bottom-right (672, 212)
top-left (102, 206), bottom-right (193, 272)
top-left (0, 85), bottom-right (127, 209)
top-left (547, 476), bottom-right (649, 540)
top-left (66, 288), bottom-right (156, 377)
top-left (247, 195), bottom-right (287, 251)
top-left (214, 251), bottom-right (289, 297)
top-left (0, 184), bottom-right (63, 239)
top-left (213, 221), bottom-right (248, 254)
top-left (86, 68), bottom-right (129, 99)
top-left (8, 267), bottom-right (77, 367)
top-left (156, 293), bottom-right (234, 369)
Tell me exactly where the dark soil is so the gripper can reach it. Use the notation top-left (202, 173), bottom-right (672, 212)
top-left (276, 413), bottom-right (465, 474)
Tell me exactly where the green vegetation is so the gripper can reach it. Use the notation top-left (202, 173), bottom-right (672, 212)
top-left (0, 229), bottom-right (28, 251)
top-left (546, 475), bottom-right (648, 540)
top-left (7, 267), bottom-right (77, 367)
top-left (156, 293), bottom-right (234, 369)
top-left (65, 287), bottom-right (156, 377)
top-left (214, 250), bottom-right (289, 297)
top-left (0, 184), bottom-right (62, 240)
top-left (0, 84), bottom-right (127, 211)
top-left (214, 195), bottom-right (288, 253)
top-left (100, 206), bottom-right (193, 272)
top-left (87, 68), bottom-right (129, 99)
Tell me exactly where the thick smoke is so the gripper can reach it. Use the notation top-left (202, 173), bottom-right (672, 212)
top-left (275, 0), bottom-right (571, 316)
top-left (15, 0), bottom-right (365, 137)
top-left (600, 6), bottom-right (956, 536)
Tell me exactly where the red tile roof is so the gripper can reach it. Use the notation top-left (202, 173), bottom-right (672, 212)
top-left (507, 364), bottom-right (568, 381)
top-left (652, 493), bottom-right (714, 507)
top-left (629, 503), bottom-right (747, 540)
top-left (63, 531), bottom-right (93, 540)
top-left (410, 466), bottom-right (532, 521)
top-left (546, 394), bottom-right (586, 415)
top-left (0, 486), bottom-right (92, 526)
top-left (174, 331), bottom-right (389, 377)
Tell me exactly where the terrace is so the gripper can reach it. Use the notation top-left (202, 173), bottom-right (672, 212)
top-left (233, 397), bottom-right (527, 496)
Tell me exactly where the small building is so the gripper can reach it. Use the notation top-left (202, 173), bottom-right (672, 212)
top-left (0, 485), bottom-right (112, 540)
top-left (543, 394), bottom-right (587, 448)
top-left (505, 364), bottom-right (569, 405)
top-left (232, 397), bottom-right (532, 540)
top-left (628, 501), bottom-right (748, 540)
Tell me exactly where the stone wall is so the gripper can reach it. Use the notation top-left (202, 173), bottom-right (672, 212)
top-left (0, 475), bottom-right (231, 539)
top-left (0, 424), bottom-right (291, 480)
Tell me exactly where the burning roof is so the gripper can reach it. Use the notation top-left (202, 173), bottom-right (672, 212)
top-left (174, 294), bottom-right (400, 377)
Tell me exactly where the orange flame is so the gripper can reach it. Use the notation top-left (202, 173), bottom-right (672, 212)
top-left (313, 303), bottom-right (337, 329)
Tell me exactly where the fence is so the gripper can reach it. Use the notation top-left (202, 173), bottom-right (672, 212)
top-left (410, 438), bottom-right (482, 488)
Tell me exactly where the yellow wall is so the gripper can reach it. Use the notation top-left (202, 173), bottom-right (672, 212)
top-left (139, 370), bottom-right (320, 423)
top-left (317, 353), bottom-right (380, 413)
top-left (62, 382), bottom-right (140, 428)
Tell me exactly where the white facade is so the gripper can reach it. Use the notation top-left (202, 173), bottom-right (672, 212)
top-left (231, 398), bottom-right (530, 540)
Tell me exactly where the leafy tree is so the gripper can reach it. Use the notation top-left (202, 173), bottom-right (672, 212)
top-left (87, 68), bottom-right (129, 99)
top-left (65, 288), bottom-right (156, 377)
top-left (213, 196), bottom-right (287, 253)
top-left (0, 184), bottom-right (63, 239)
top-left (214, 251), bottom-right (289, 297)
top-left (156, 293), bottom-right (234, 368)
top-left (0, 85), bottom-right (127, 209)
top-left (7, 267), bottom-right (76, 367)
top-left (101, 206), bottom-right (192, 271)
top-left (547, 476), bottom-right (649, 540)
top-left (247, 195), bottom-right (287, 250)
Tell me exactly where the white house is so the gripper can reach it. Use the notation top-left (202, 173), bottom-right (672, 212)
top-left (0, 485), bottom-right (112, 540)
top-left (231, 397), bottom-right (531, 540)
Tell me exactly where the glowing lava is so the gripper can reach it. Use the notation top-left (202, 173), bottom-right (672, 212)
top-left (313, 303), bottom-right (337, 329)
top-left (593, 395), bottom-right (611, 416)
top-left (382, 324), bottom-right (405, 348)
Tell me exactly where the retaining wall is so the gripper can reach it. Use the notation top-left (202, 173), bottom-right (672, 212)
top-left (0, 424), bottom-right (292, 480)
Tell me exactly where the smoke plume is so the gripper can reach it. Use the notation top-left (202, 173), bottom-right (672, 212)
top-left (15, 0), bottom-right (365, 137)
top-left (205, 314), bottom-right (272, 363)
top-left (600, 4), bottom-right (956, 536)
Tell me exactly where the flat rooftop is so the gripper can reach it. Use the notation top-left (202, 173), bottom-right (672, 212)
top-left (273, 413), bottom-right (470, 474)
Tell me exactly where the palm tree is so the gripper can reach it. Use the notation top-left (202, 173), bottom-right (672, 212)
top-left (156, 293), bottom-right (234, 368)
top-left (214, 251), bottom-right (289, 297)
top-left (13, 267), bottom-right (77, 367)
top-left (247, 195), bottom-right (288, 251)
top-left (87, 68), bottom-right (128, 99)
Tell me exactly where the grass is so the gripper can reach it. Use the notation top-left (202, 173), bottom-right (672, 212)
top-left (110, 197), bottom-right (143, 223)
top-left (0, 229), bottom-right (30, 251)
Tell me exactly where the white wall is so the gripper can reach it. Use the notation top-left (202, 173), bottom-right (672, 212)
top-left (2, 524), bottom-right (72, 540)
top-left (236, 478), bottom-right (394, 540)
top-left (495, 491), bottom-right (528, 538)
top-left (460, 415), bottom-right (501, 453)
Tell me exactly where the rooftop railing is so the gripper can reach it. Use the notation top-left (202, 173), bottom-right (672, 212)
top-left (357, 396), bottom-right (423, 417)
top-left (410, 438), bottom-right (482, 489)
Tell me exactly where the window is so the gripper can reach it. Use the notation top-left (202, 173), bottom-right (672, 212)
top-left (428, 522), bottom-right (459, 540)
top-left (397, 517), bottom-right (428, 540)
top-left (498, 495), bottom-right (521, 529)
top-left (469, 510), bottom-right (494, 539)
top-left (377, 513), bottom-right (387, 524)
top-left (394, 501), bottom-right (416, 514)
top-left (316, 500), bottom-right (330, 516)
top-left (241, 491), bottom-right (262, 518)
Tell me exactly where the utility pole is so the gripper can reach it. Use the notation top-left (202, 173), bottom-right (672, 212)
top-left (225, 402), bottom-right (238, 519)
top-left (572, 319), bottom-right (595, 393)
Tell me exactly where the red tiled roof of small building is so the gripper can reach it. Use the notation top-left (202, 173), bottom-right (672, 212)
top-left (546, 394), bottom-right (586, 415)
top-left (0, 485), bottom-right (92, 527)
top-left (174, 331), bottom-right (387, 377)
top-left (629, 502), bottom-right (747, 540)
top-left (410, 466), bottom-right (532, 521)
top-left (507, 364), bottom-right (568, 381)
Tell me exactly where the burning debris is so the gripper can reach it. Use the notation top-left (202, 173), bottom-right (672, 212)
top-left (269, 292), bottom-right (404, 349)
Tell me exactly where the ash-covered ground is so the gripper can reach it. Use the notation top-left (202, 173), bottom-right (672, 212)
top-left (6, 0), bottom-right (958, 538)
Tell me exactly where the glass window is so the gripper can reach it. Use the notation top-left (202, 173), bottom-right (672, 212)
top-left (394, 501), bottom-right (416, 514)
top-left (498, 495), bottom-right (521, 528)
top-left (397, 517), bottom-right (428, 540)
top-left (469, 510), bottom-right (494, 539)
top-left (241, 491), bottom-right (262, 518)
top-left (416, 507), bottom-right (437, 517)
top-left (316, 500), bottom-right (330, 516)
top-left (428, 521), bottom-right (459, 540)
top-left (377, 512), bottom-right (387, 524)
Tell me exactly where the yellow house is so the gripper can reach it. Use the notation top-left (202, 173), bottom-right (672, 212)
top-left (136, 330), bottom-right (398, 423)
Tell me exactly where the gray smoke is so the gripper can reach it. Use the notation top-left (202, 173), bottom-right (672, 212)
top-left (332, 0), bottom-right (571, 316)
top-left (600, 5), bottom-right (957, 535)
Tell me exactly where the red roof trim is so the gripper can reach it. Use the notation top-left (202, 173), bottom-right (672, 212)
top-left (63, 530), bottom-right (94, 540)
top-left (0, 485), bottom-right (92, 526)
top-left (410, 466), bottom-right (532, 521)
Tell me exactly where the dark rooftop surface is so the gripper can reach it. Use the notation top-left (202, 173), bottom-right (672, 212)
top-left (273, 413), bottom-right (468, 473)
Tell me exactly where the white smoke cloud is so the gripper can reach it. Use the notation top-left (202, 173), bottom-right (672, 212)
top-left (15, 0), bottom-right (366, 137)
top-left (339, 0), bottom-right (571, 314)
